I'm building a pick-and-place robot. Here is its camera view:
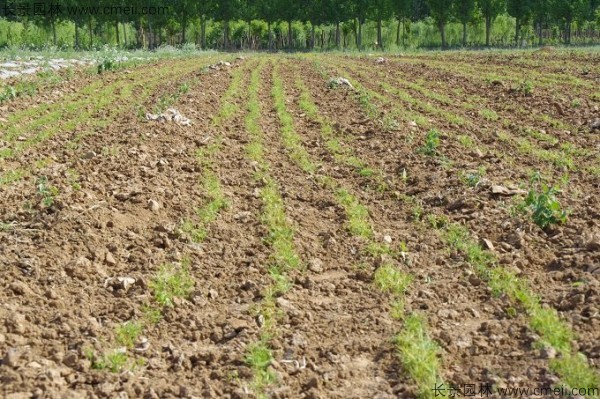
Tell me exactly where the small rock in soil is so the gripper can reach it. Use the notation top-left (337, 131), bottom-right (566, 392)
top-left (2, 348), bottom-right (21, 367)
top-left (105, 252), bottom-right (117, 265)
top-left (383, 235), bottom-right (392, 244)
top-left (308, 258), bottom-right (324, 273)
top-left (148, 200), bottom-right (161, 212)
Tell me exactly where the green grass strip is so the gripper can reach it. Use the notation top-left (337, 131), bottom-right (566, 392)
top-left (443, 222), bottom-right (600, 392)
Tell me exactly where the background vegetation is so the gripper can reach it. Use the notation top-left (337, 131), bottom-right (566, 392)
top-left (0, 0), bottom-right (599, 51)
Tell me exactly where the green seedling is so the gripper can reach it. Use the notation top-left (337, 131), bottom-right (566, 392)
top-left (149, 262), bottom-right (194, 307)
top-left (37, 176), bottom-right (59, 207)
top-left (521, 183), bottom-right (568, 229)
top-left (418, 129), bottom-right (441, 156)
top-left (115, 321), bottom-right (143, 348)
top-left (374, 264), bottom-right (412, 296)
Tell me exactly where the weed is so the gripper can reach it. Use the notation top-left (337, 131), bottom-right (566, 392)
top-left (396, 315), bottom-right (443, 398)
top-left (390, 300), bottom-right (405, 320)
top-left (374, 264), bottom-right (412, 297)
top-left (115, 322), bottom-right (143, 348)
top-left (89, 349), bottom-right (129, 373)
top-left (0, 85), bottom-right (17, 103)
top-left (480, 109), bottom-right (499, 121)
top-left (460, 167), bottom-right (486, 188)
top-left (517, 80), bottom-right (534, 96)
top-left (97, 58), bottom-right (119, 74)
top-left (245, 341), bottom-right (277, 395)
top-left (149, 262), bottom-right (194, 307)
top-left (520, 182), bottom-right (568, 229)
top-left (418, 129), bottom-right (441, 156)
top-left (457, 135), bottom-right (474, 148)
top-left (37, 176), bottom-right (58, 207)
top-left (141, 305), bottom-right (162, 325)
top-left (571, 99), bottom-right (581, 108)
top-left (336, 188), bottom-right (372, 238)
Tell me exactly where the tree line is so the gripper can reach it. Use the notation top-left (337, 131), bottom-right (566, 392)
top-left (0, 0), bottom-right (599, 50)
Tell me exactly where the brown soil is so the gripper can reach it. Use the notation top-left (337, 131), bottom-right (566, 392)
top-left (1, 53), bottom-right (598, 399)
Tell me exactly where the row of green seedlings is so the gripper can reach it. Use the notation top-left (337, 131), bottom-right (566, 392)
top-left (396, 83), bottom-right (593, 390)
top-left (296, 55), bottom-right (576, 390)
top-left (339, 60), bottom-right (581, 173)
top-left (0, 69), bottom-right (66, 104)
top-left (84, 60), bottom-right (235, 370)
top-left (0, 56), bottom-right (185, 132)
top-left (342, 59), bottom-right (579, 172)
top-left (86, 260), bottom-right (194, 372)
top-left (180, 60), bottom-right (245, 243)
top-left (243, 60), bottom-right (302, 397)
top-left (294, 75), bottom-right (388, 190)
top-left (88, 61), bottom-right (240, 370)
top-left (0, 59), bottom-right (208, 166)
top-left (403, 56), bottom-right (593, 94)
top-left (382, 65), bottom-right (594, 170)
top-left (271, 61), bottom-right (446, 398)
top-left (317, 58), bottom-right (573, 231)
top-left (430, 219), bottom-right (600, 391)
top-left (0, 64), bottom-right (220, 221)
top-left (1, 57), bottom-right (208, 144)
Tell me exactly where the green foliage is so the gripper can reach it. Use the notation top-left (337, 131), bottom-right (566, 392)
top-left (37, 176), bottom-right (59, 207)
top-left (115, 322), bottom-right (143, 348)
top-left (149, 263), bottom-right (195, 307)
top-left (374, 264), bottom-right (413, 296)
top-left (520, 181), bottom-right (568, 229)
top-left (396, 315), bottom-right (444, 398)
top-left (418, 129), bottom-right (441, 156)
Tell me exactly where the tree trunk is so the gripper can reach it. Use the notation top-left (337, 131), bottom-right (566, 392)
top-left (181, 15), bottom-right (187, 44)
top-left (462, 21), bottom-right (467, 46)
top-left (75, 22), bottom-right (80, 49)
top-left (52, 19), bottom-right (57, 45)
top-left (88, 16), bottom-right (93, 49)
top-left (396, 19), bottom-right (401, 46)
top-left (201, 17), bottom-right (207, 49)
top-left (377, 18), bottom-right (383, 49)
top-left (115, 18), bottom-right (120, 45)
top-left (485, 15), bottom-right (491, 46)
top-left (566, 18), bottom-right (572, 44)
top-left (267, 21), bottom-right (272, 50)
top-left (224, 20), bottom-right (230, 49)
top-left (335, 22), bottom-right (340, 48)
top-left (288, 20), bottom-right (293, 49)
top-left (247, 20), bottom-right (252, 50)
top-left (515, 18), bottom-right (520, 46)
top-left (538, 21), bottom-right (543, 45)
top-left (440, 21), bottom-right (446, 49)
top-left (321, 30), bottom-right (324, 48)
top-left (311, 24), bottom-right (315, 49)
top-left (148, 19), bottom-right (154, 49)
top-left (357, 19), bottom-right (363, 50)
top-left (403, 18), bottom-right (407, 47)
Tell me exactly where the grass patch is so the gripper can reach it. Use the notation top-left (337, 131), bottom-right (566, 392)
top-left (396, 315), bottom-right (443, 399)
top-left (271, 64), bottom-right (316, 174)
top-left (374, 264), bottom-right (412, 296)
top-left (115, 321), bottom-right (143, 349)
top-left (336, 188), bottom-right (373, 238)
top-left (149, 262), bottom-right (194, 307)
top-left (441, 222), bottom-right (598, 390)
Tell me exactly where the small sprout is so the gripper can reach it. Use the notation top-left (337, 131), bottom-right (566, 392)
top-left (374, 264), bottom-right (412, 297)
top-left (520, 181), bottom-right (568, 229)
top-left (115, 321), bottom-right (143, 348)
top-left (37, 176), bottom-right (59, 207)
top-left (149, 262), bottom-right (195, 307)
top-left (418, 129), bottom-right (441, 156)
